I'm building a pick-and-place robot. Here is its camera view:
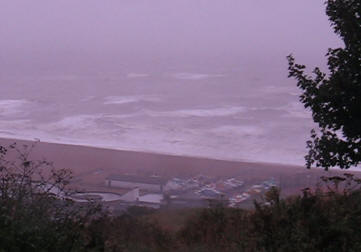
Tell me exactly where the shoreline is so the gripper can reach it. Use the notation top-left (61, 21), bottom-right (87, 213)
top-left (0, 136), bottom-right (304, 169)
top-left (0, 136), bottom-right (310, 181)
top-left (1, 136), bottom-right (358, 197)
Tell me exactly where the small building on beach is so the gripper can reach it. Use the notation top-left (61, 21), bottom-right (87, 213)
top-left (105, 175), bottom-right (167, 192)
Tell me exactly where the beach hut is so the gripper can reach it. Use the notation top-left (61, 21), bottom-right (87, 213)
top-left (105, 175), bottom-right (167, 192)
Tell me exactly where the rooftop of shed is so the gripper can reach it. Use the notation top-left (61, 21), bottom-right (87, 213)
top-left (106, 174), bottom-right (167, 185)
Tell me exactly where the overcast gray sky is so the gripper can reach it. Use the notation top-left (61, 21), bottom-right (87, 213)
top-left (0, 0), bottom-right (341, 74)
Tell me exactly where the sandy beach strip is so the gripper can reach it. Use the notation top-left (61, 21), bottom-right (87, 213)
top-left (2, 137), bottom-right (357, 197)
top-left (0, 137), bottom-right (309, 178)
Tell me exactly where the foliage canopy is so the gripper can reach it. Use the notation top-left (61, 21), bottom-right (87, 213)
top-left (287, 0), bottom-right (361, 169)
top-left (0, 143), bottom-right (100, 252)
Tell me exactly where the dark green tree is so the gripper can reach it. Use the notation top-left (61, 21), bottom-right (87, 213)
top-left (0, 142), bottom-right (100, 252)
top-left (287, 0), bottom-right (361, 169)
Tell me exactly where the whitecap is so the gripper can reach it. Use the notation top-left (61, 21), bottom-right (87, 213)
top-left (104, 96), bottom-right (140, 105)
top-left (126, 73), bottom-right (149, 79)
top-left (210, 125), bottom-right (264, 137)
top-left (280, 102), bottom-right (312, 119)
top-left (0, 99), bottom-right (28, 116)
top-left (171, 73), bottom-right (225, 80)
top-left (147, 106), bottom-right (247, 118)
top-left (104, 95), bottom-right (161, 105)
top-left (45, 114), bottom-right (102, 132)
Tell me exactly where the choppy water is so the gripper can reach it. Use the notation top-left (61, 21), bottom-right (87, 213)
top-left (0, 62), bottom-right (315, 165)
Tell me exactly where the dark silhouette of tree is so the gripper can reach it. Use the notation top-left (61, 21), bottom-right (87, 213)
top-left (0, 142), bottom-right (100, 251)
top-left (287, 0), bottom-right (361, 169)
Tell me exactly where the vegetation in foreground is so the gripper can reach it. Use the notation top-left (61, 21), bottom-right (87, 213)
top-left (1, 143), bottom-right (361, 251)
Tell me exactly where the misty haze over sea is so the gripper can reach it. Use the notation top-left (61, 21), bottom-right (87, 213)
top-left (0, 59), bottom-right (316, 165)
top-left (0, 0), bottom-right (342, 165)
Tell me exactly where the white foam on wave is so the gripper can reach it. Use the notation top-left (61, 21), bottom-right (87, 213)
top-left (0, 119), bottom-right (32, 137)
top-left (210, 125), bottom-right (264, 137)
top-left (104, 95), bottom-right (161, 105)
top-left (249, 102), bottom-right (312, 119)
top-left (0, 99), bottom-right (28, 117)
top-left (0, 119), bottom-right (306, 166)
top-left (147, 106), bottom-right (247, 118)
top-left (45, 114), bottom-right (103, 132)
top-left (280, 102), bottom-right (312, 119)
top-left (171, 73), bottom-right (225, 80)
top-left (0, 110), bottom-right (310, 167)
top-left (104, 96), bottom-right (139, 105)
top-left (127, 73), bottom-right (149, 79)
